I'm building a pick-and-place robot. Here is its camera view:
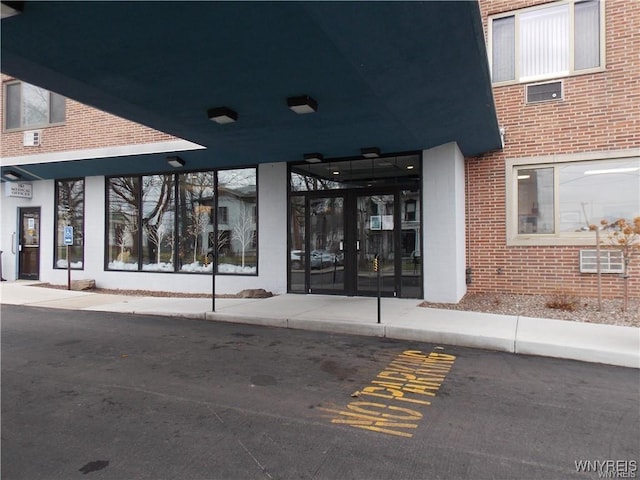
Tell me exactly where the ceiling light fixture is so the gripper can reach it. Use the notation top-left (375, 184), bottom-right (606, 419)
top-left (4, 170), bottom-right (21, 180)
top-left (287, 95), bottom-right (318, 114)
top-left (207, 107), bottom-right (238, 124)
top-left (167, 156), bottom-right (185, 168)
top-left (303, 153), bottom-right (324, 163)
top-left (406, 165), bottom-right (415, 170)
top-left (361, 147), bottom-right (380, 158)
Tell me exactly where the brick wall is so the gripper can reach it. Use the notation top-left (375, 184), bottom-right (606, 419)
top-left (465, 0), bottom-right (640, 299)
top-left (1, 74), bottom-right (178, 158)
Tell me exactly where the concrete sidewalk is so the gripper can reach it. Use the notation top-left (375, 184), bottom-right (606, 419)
top-left (1, 281), bottom-right (638, 368)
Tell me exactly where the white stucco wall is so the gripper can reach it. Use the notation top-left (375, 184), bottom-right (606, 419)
top-left (422, 142), bottom-right (467, 303)
top-left (1, 162), bottom-right (288, 295)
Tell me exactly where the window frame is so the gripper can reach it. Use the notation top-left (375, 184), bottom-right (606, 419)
top-left (505, 149), bottom-right (640, 246)
top-left (3, 80), bottom-right (66, 131)
top-left (488, 0), bottom-right (606, 86)
top-left (54, 178), bottom-right (85, 270)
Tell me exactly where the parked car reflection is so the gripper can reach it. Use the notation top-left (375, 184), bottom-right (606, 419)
top-left (291, 249), bottom-right (341, 269)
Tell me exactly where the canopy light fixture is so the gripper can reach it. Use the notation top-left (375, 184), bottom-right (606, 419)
top-left (167, 156), bottom-right (185, 168)
top-left (1, 1), bottom-right (23, 19)
top-left (361, 147), bottom-right (380, 158)
top-left (207, 107), bottom-right (238, 124)
top-left (4, 170), bottom-right (21, 180)
top-left (287, 95), bottom-right (317, 114)
top-left (303, 153), bottom-right (324, 163)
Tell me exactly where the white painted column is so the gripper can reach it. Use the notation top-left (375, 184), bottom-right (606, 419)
top-left (422, 142), bottom-right (467, 303)
top-left (257, 162), bottom-right (288, 294)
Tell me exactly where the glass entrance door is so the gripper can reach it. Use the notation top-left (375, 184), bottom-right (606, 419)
top-left (308, 195), bottom-right (345, 293)
top-left (289, 154), bottom-right (423, 298)
top-left (19, 207), bottom-right (40, 280)
top-left (355, 194), bottom-right (396, 296)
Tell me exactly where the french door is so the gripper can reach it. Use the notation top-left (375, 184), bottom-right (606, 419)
top-left (291, 189), bottom-right (421, 297)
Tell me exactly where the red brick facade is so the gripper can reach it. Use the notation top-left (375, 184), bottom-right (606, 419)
top-left (466, 0), bottom-right (640, 299)
top-left (1, 74), bottom-right (176, 158)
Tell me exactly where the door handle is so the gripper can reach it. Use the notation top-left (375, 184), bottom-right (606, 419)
top-left (339, 241), bottom-right (344, 251)
top-left (356, 240), bottom-right (360, 251)
top-left (11, 232), bottom-right (16, 254)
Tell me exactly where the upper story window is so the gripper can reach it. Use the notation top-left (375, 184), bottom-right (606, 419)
top-left (4, 81), bottom-right (66, 130)
top-left (489, 0), bottom-right (603, 84)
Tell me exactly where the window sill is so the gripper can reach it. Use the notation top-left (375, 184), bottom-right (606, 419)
top-left (507, 234), bottom-right (602, 247)
top-left (491, 67), bottom-right (606, 88)
top-left (3, 121), bottom-right (66, 133)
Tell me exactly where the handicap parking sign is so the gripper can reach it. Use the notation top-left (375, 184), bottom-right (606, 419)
top-left (63, 226), bottom-right (74, 246)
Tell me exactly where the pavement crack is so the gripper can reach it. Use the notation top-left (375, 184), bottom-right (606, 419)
top-left (237, 439), bottom-right (273, 479)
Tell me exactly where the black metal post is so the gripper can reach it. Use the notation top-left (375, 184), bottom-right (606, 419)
top-left (67, 245), bottom-right (71, 290)
top-left (212, 262), bottom-right (216, 312)
top-left (376, 254), bottom-right (381, 324)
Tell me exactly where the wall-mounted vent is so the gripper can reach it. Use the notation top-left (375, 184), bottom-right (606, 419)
top-left (23, 130), bottom-right (41, 147)
top-left (526, 81), bottom-right (563, 104)
top-left (579, 249), bottom-right (624, 274)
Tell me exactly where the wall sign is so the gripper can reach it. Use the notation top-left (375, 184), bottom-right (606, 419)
top-left (5, 182), bottom-right (33, 199)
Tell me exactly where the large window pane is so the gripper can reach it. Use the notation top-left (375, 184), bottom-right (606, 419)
top-left (5, 83), bottom-right (21, 129)
top-left (517, 168), bottom-right (554, 234)
top-left (492, 16), bottom-right (515, 82)
top-left (217, 168), bottom-right (257, 274)
top-left (50, 92), bottom-right (66, 124)
top-left (559, 159), bottom-right (640, 232)
top-left (141, 174), bottom-right (175, 271)
top-left (520, 4), bottom-right (570, 81)
top-left (55, 179), bottom-right (84, 269)
top-left (401, 190), bottom-right (421, 298)
top-left (22, 83), bottom-right (49, 127)
top-left (107, 177), bottom-right (140, 269)
top-left (289, 196), bottom-right (306, 293)
top-left (574, 0), bottom-right (600, 70)
top-left (178, 171), bottom-right (214, 273)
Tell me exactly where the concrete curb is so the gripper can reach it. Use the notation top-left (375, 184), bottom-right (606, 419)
top-left (515, 316), bottom-right (640, 369)
top-left (2, 282), bottom-right (638, 369)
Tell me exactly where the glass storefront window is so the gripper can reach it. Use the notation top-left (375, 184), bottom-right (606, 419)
top-left (105, 168), bottom-right (258, 275)
top-left (107, 177), bottom-right (140, 269)
top-left (141, 174), bottom-right (175, 271)
top-left (178, 171), bottom-right (214, 273)
top-left (289, 196), bottom-right (306, 293)
top-left (55, 179), bottom-right (84, 269)
top-left (217, 169), bottom-right (257, 274)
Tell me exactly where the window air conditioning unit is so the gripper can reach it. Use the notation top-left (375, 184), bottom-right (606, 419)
top-left (579, 249), bottom-right (624, 274)
top-left (23, 130), bottom-right (41, 147)
top-left (526, 81), bottom-right (563, 104)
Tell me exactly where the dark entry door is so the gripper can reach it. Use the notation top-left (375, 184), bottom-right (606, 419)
top-left (354, 193), bottom-right (396, 296)
top-left (19, 207), bottom-right (40, 280)
top-left (305, 191), bottom-right (398, 296)
top-left (308, 195), bottom-right (346, 294)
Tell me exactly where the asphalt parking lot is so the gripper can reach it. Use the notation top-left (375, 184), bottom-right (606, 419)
top-left (2, 305), bottom-right (638, 480)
